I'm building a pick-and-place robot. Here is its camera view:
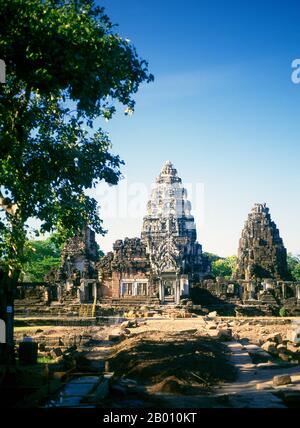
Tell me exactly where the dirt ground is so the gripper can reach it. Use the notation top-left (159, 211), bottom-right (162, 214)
top-left (108, 330), bottom-right (235, 391)
top-left (5, 316), bottom-right (300, 408)
top-left (102, 317), bottom-right (299, 407)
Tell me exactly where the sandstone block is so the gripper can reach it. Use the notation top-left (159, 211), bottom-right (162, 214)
top-left (265, 333), bottom-right (282, 344)
top-left (261, 341), bottom-right (277, 354)
top-left (217, 329), bottom-right (232, 341)
top-left (50, 347), bottom-right (63, 358)
top-left (273, 375), bottom-right (292, 386)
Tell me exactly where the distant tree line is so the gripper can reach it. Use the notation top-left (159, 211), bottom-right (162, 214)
top-left (204, 252), bottom-right (300, 281)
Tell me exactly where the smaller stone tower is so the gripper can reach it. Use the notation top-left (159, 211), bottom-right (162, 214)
top-left (236, 203), bottom-right (289, 280)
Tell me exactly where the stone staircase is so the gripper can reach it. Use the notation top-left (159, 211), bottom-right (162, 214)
top-left (163, 295), bottom-right (175, 304)
top-left (78, 295), bottom-right (97, 318)
top-left (78, 304), bottom-right (94, 317)
top-left (99, 296), bottom-right (160, 306)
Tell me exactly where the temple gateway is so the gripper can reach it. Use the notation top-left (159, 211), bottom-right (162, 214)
top-left (98, 161), bottom-right (211, 304)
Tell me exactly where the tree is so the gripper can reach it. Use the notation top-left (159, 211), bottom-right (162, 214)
top-left (22, 236), bottom-right (62, 282)
top-left (287, 253), bottom-right (300, 281)
top-left (0, 0), bottom-right (153, 362)
top-left (203, 252), bottom-right (222, 264)
top-left (0, 0), bottom-right (153, 268)
top-left (210, 255), bottom-right (237, 279)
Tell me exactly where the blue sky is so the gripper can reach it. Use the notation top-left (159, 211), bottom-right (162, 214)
top-left (92, 0), bottom-right (300, 256)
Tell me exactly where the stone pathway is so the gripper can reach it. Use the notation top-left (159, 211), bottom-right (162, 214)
top-left (216, 342), bottom-right (300, 408)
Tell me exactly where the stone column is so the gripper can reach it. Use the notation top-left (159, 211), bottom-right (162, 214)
top-left (57, 284), bottom-right (63, 302)
top-left (175, 278), bottom-right (180, 305)
top-left (159, 279), bottom-right (164, 303)
top-left (77, 288), bottom-right (81, 303)
top-left (93, 282), bottom-right (97, 301)
top-left (282, 282), bottom-right (286, 300)
top-left (44, 288), bottom-right (50, 304)
top-left (79, 279), bottom-right (86, 303)
top-left (250, 282), bottom-right (256, 300)
top-left (133, 281), bottom-right (137, 296)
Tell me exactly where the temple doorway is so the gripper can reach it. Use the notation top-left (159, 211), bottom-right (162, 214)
top-left (87, 283), bottom-right (93, 302)
top-left (160, 274), bottom-right (178, 304)
top-left (163, 279), bottom-right (174, 297)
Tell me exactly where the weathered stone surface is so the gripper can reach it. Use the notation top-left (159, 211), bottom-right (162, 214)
top-left (50, 347), bottom-right (63, 358)
top-left (286, 343), bottom-right (300, 354)
top-left (206, 322), bottom-right (218, 330)
top-left (38, 342), bottom-right (46, 352)
top-left (217, 329), bottom-right (232, 341)
top-left (256, 382), bottom-right (272, 390)
top-left (265, 333), bottom-right (282, 344)
top-left (207, 311), bottom-right (217, 319)
top-left (276, 344), bottom-right (288, 353)
top-left (108, 333), bottom-right (125, 342)
top-left (47, 226), bottom-right (98, 284)
top-left (261, 341), bottom-right (277, 354)
top-left (278, 352), bottom-right (290, 362)
top-left (288, 329), bottom-right (300, 345)
top-left (235, 203), bottom-right (289, 281)
top-left (273, 374), bottom-right (292, 386)
top-left (120, 321), bottom-right (131, 329)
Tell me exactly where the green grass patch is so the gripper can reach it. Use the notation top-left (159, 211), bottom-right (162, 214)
top-left (37, 356), bottom-right (55, 364)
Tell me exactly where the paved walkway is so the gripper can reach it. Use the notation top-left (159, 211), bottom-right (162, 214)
top-left (216, 342), bottom-right (300, 408)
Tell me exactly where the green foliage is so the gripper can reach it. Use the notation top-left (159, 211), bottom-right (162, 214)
top-left (204, 253), bottom-right (238, 279)
top-left (0, 0), bottom-right (153, 272)
top-left (212, 259), bottom-right (232, 279)
top-left (279, 307), bottom-right (287, 317)
top-left (203, 252), bottom-right (221, 263)
top-left (37, 356), bottom-right (55, 364)
top-left (22, 236), bottom-right (62, 282)
top-left (287, 253), bottom-right (300, 281)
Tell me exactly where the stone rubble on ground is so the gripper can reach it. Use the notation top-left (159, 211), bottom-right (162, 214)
top-left (273, 374), bottom-right (292, 386)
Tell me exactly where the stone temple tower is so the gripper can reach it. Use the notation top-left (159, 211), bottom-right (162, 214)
top-left (236, 203), bottom-right (289, 281)
top-left (141, 161), bottom-right (210, 302)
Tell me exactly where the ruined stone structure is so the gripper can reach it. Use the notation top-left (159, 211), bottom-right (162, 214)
top-left (58, 226), bottom-right (98, 279)
top-left (98, 161), bottom-right (210, 304)
top-left (45, 226), bottom-right (99, 304)
top-left (141, 161), bottom-right (210, 302)
top-left (235, 203), bottom-right (289, 281)
top-left (192, 203), bottom-right (300, 316)
top-left (15, 171), bottom-right (300, 316)
top-left (97, 238), bottom-right (154, 300)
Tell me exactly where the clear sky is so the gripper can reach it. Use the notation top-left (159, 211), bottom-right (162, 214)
top-left (91, 0), bottom-right (300, 257)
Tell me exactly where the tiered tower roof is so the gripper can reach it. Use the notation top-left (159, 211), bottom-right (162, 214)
top-left (236, 203), bottom-right (289, 280)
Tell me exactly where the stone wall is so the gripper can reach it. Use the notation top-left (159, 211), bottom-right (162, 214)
top-left (97, 238), bottom-right (152, 299)
top-left (191, 278), bottom-right (300, 316)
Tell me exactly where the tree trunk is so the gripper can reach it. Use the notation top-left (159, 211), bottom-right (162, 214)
top-left (0, 269), bottom-right (19, 364)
